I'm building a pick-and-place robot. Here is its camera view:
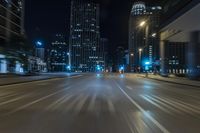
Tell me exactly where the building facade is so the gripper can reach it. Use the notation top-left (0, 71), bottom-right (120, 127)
top-left (159, 0), bottom-right (200, 78)
top-left (128, 1), bottom-right (161, 72)
top-left (47, 34), bottom-right (68, 72)
top-left (0, 0), bottom-right (24, 45)
top-left (69, 0), bottom-right (101, 72)
top-left (0, 0), bottom-right (25, 73)
top-left (35, 40), bottom-right (45, 61)
top-left (165, 42), bottom-right (187, 74)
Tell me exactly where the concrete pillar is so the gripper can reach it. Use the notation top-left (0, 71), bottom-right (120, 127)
top-left (160, 40), bottom-right (168, 76)
top-left (187, 31), bottom-right (200, 79)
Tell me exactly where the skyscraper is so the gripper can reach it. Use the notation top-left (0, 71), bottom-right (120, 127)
top-left (47, 34), bottom-right (68, 72)
top-left (0, 0), bottom-right (25, 73)
top-left (69, 0), bottom-right (101, 72)
top-left (0, 0), bottom-right (25, 45)
top-left (100, 38), bottom-right (108, 70)
top-left (114, 46), bottom-right (125, 72)
top-left (128, 1), bottom-right (161, 72)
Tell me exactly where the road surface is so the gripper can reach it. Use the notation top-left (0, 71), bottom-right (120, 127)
top-left (0, 74), bottom-right (199, 133)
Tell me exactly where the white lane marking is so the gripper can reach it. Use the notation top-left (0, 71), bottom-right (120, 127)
top-left (152, 95), bottom-right (198, 114)
top-left (114, 81), bottom-right (170, 133)
top-left (0, 93), bottom-right (18, 100)
top-left (126, 86), bottom-right (133, 90)
top-left (69, 75), bottom-right (83, 79)
top-left (157, 96), bottom-right (200, 114)
top-left (45, 94), bottom-right (73, 110)
top-left (145, 95), bottom-right (182, 114)
top-left (0, 94), bottom-right (30, 106)
top-left (172, 98), bottom-right (200, 111)
top-left (3, 86), bottom-right (71, 116)
top-left (140, 95), bottom-right (172, 114)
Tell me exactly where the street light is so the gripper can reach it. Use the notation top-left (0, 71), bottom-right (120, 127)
top-left (139, 21), bottom-right (146, 27)
top-left (36, 41), bottom-right (43, 46)
top-left (96, 65), bottom-right (101, 71)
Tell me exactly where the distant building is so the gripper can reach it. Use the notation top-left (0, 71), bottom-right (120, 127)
top-left (100, 38), bottom-right (108, 70)
top-left (35, 41), bottom-right (45, 61)
top-left (69, 0), bottom-right (101, 72)
top-left (114, 46), bottom-right (125, 72)
top-left (47, 34), bottom-right (68, 72)
top-left (124, 50), bottom-right (129, 72)
top-left (128, 1), bottom-right (162, 72)
top-left (28, 56), bottom-right (47, 73)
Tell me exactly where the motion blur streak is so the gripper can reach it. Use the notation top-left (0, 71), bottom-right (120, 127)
top-left (0, 74), bottom-right (200, 133)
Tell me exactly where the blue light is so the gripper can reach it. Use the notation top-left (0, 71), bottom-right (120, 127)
top-left (36, 41), bottom-right (42, 46)
top-left (145, 62), bottom-right (150, 65)
top-left (96, 65), bottom-right (101, 71)
top-left (120, 66), bottom-right (124, 70)
top-left (145, 66), bottom-right (149, 71)
top-left (66, 65), bottom-right (71, 70)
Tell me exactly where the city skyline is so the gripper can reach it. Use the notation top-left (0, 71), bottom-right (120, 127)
top-left (25, 0), bottom-right (160, 50)
top-left (0, 0), bottom-right (200, 132)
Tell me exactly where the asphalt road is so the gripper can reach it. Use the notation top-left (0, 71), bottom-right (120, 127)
top-left (0, 73), bottom-right (200, 133)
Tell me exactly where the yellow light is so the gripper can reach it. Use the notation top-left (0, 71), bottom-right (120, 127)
top-left (139, 21), bottom-right (146, 27)
top-left (139, 48), bottom-right (143, 52)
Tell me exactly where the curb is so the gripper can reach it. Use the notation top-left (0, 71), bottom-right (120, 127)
top-left (137, 75), bottom-right (200, 88)
top-left (0, 76), bottom-right (66, 87)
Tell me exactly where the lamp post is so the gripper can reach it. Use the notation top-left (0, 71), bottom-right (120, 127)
top-left (138, 48), bottom-right (142, 73)
top-left (138, 20), bottom-right (150, 73)
top-left (130, 53), bottom-right (134, 72)
top-left (139, 20), bottom-right (149, 49)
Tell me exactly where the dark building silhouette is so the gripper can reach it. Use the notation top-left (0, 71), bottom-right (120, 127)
top-left (128, 1), bottom-right (162, 72)
top-left (69, 0), bottom-right (101, 72)
top-left (47, 34), bottom-right (68, 72)
top-left (114, 46), bottom-right (125, 72)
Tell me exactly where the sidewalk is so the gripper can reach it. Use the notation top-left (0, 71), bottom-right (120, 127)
top-left (0, 73), bottom-right (79, 86)
top-left (127, 73), bottom-right (200, 87)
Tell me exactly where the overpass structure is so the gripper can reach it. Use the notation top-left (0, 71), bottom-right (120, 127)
top-left (160, 0), bottom-right (200, 78)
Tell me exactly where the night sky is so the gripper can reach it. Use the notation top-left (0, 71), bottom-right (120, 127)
top-left (25, 0), bottom-right (159, 50)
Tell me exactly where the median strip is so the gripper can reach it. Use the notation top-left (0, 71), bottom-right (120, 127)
top-left (0, 74), bottom-right (83, 87)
